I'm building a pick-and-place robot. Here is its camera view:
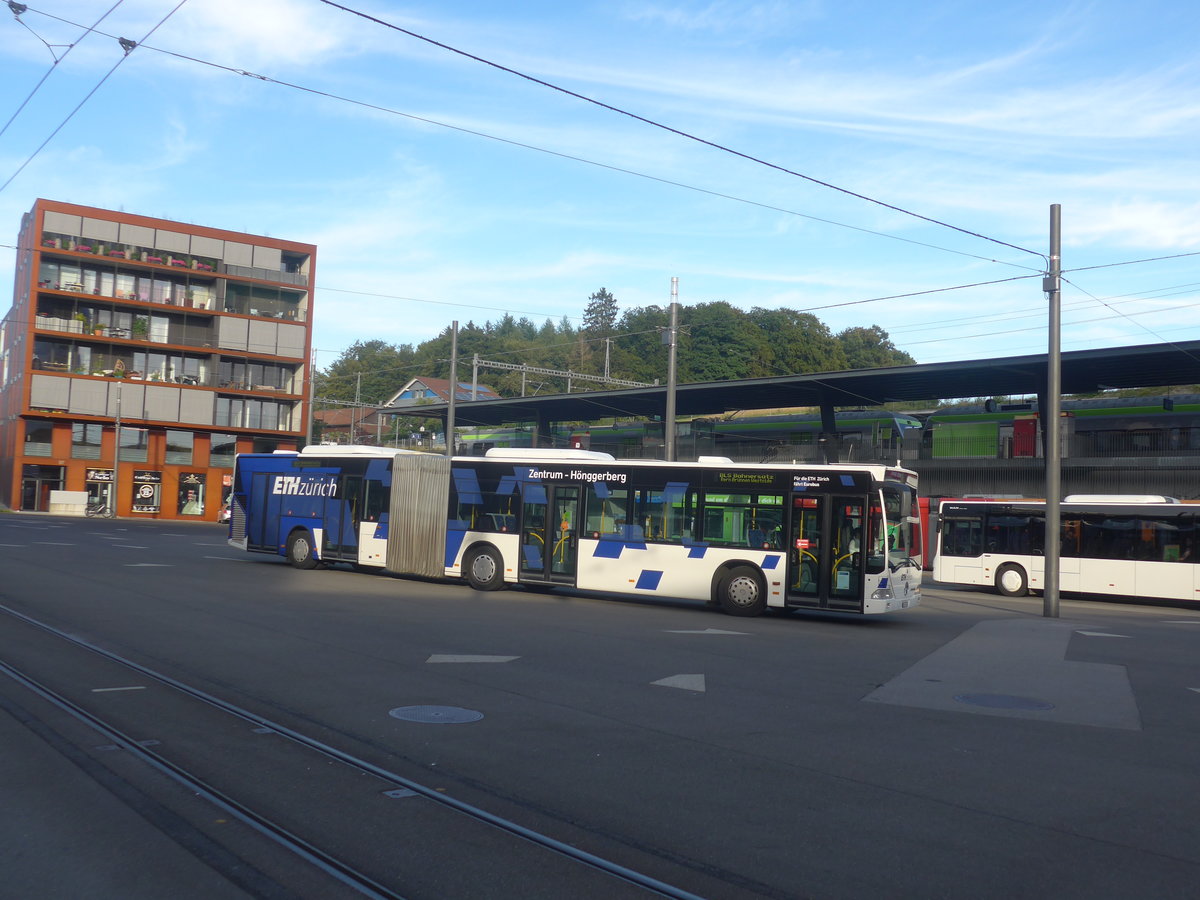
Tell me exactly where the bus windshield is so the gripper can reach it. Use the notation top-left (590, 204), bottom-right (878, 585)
top-left (881, 483), bottom-right (919, 570)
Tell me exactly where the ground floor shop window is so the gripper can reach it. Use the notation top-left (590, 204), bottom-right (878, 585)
top-left (178, 472), bottom-right (206, 516)
top-left (132, 470), bottom-right (161, 513)
top-left (86, 468), bottom-right (114, 509)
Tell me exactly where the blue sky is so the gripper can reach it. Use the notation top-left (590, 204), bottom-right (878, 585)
top-left (2, 0), bottom-right (1198, 380)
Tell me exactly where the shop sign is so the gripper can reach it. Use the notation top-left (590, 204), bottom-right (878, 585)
top-left (86, 468), bottom-right (114, 482)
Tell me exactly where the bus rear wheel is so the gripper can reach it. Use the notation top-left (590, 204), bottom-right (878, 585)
top-left (995, 563), bottom-right (1028, 597)
top-left (718, 566), bottom-right (766, 617)
top-left (464, 546), bottom-right (505, 591)
top-left (286, 530), bottom-right (319, 570)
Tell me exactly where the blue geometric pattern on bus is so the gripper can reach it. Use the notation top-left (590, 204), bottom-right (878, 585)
top-left (840, 474), bottom-right (857, 486)
top-left (373, 518), bottom-right (388, 540)
top-left (684, 541), bottom-right (708, 558)
top-left (593, 481), bottom-right (612, 499)
top-left (761, 554), bottom-right (781, 570)
top-left (511, 466), bottom-right (547, 504)
top-left (592, 537), bottom-right (648, 559)
top-left (635, 570), bottom-right (663, 591)
top-left (445, 525), bottom-right (468, 566)
top-left (497, 473), bottom-right (518, 496)
top-left (524, 544), bottom-right (543, 568)
top-left (452, 468), bottom-right (483, 505)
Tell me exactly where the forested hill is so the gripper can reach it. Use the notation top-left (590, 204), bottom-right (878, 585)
top-left (315, 290), bottom-right (914, 407)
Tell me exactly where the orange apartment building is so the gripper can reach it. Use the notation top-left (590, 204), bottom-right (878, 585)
top-left (0, 199), bottom-right (316, 520)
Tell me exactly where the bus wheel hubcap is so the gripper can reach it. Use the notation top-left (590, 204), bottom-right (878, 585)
top-left (472, 556), bottom-right (495, 581)
top-left (728, 577), bottom-right (758, 606)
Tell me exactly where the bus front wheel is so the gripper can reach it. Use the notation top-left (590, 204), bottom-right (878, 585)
top-left (995, 563), bottom-right (1028, 597)
top-left (464, 546), bottom-right (505, 591)
top-left (718, 566), bottom-right (766, 617)
top-left (286, 530), bottom-right (319, 570)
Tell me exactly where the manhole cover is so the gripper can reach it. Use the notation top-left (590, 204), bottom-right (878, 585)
top-left (953, 693), bottom-right (1055, 711)
top-left (389, 705), bottom-right (483, 724)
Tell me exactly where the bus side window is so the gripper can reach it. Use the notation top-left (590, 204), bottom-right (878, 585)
top-left (941, 517), bottom-right (982, 557)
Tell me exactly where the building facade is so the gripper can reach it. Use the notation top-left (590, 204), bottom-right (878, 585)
top-left (0, 199), bottom-right (315, 520)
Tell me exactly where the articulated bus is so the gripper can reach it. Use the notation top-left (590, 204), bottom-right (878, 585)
top-left (228, 446), bottom-right (921, 617)
top-left (934, 495), bottom-right (1200, 603)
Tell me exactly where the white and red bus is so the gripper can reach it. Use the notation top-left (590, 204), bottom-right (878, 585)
top-left (933, 495), bottom-right (1200, 602)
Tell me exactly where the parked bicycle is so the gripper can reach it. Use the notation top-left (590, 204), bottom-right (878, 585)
top-left (85, 500), bottom-right (114, 518)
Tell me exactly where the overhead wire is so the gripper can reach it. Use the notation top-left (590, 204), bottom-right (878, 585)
top-left (12, 5), bottom-right (1041, 274)
top-left (7, 7), bottom-right (1197, 374)
top-left (0, 0), bottom-right (125, 140)
top-left (0, 0), bottom-right (189, 195)
top-left (318, 0), bottom-right (1046, 265)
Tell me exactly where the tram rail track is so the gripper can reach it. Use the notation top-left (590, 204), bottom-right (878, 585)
top-left (0, 602), bottom-right (709, 900)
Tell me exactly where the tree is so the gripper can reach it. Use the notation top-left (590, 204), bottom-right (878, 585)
top-left (582, 287), bottom-right (619, 335)
top-left (836, 325), bottom-right (916, 369)
top-left (747, 308), bottom-right (848, 375)
top-left (314, 340), bottom-right (416, 408)
top-left (678, 301), bottom-right (769, 382)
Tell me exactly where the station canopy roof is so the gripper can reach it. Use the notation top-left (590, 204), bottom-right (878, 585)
top-left (381, 339), bottom-right (1200, 428)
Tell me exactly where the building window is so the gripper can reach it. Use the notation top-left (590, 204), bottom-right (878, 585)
top-left (165, 430), bottom-right (193, 465)
top-left (72, 423), bottom-right (104, 459)
top-left (120, 426), bottom-right (149, 463)
top-left (25, 420), bottom-right (53, 456)
top-left (210, 433), bottom-right (237, 467)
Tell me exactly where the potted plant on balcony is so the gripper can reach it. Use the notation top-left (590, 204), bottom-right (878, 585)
top-left (93, 323), bottom-right (106, 336)
top-left (72, 312), bottom-right (87, 333)
top-left (131, 317), bottom-right (148, 339)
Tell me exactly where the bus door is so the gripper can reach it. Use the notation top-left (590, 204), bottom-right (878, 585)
top-left (787, 495), bottom-right (825, 605)
top-left (786, 494), bottom-right (865, 610)
top-left (520, 485), bottom-right (580, 584)
top-left (247, 471), bottom-right (275, 550)
top-left (322, 474), bottom-right (363, 562)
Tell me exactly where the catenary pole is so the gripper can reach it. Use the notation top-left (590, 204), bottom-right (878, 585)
top-left (112, 383), bottom-right (121, 515)
top-left (1043, 205), bottom-right (1062, 618)
top-left (664, 278), bottom-right (679, 462)
top-left (447, 321), bottom-right (458, 456)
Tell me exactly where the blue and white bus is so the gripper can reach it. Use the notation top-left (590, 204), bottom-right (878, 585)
top-left (228, 446), bottom-right (921, 617)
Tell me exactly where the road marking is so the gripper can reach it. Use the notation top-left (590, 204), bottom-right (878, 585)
top-left (866, 619), bottom-right (1140, 730)
top-left (653, 674), bottom-right (706, 692)
top-left (1164, 621), bottom-right (1200, 625)
top-left (110, 545), bottom-right (149, 549)
top-left (427, 654), bottom-right (519, 663)
top-left (92, 685), bottom-right (146, 693)
top-left (124, 563), bottom-right (171, 567)
top-left (664, 628), bottom-right (750, 635)
top-left (34, 541), bottom-right (75, 546)
top-left (1075, 631), bottom-right (1131, 638)
top-left (1190, 688), bottom-right (1200, 694)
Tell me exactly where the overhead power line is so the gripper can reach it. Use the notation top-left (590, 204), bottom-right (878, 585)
top-left (15, 5), bottom-right (1039, 273)
top-left (0, 0), bottom-right (188, 195)
top-left (319, 0), bottom-right (1046, 264)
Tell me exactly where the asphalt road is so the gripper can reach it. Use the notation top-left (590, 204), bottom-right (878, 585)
top-left (1, 514), bottom-right (1198, 899)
